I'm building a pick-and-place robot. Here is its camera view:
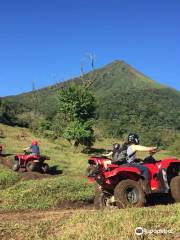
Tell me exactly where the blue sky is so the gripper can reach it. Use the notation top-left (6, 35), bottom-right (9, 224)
top-left (0, 0), bottom-right (180, 96)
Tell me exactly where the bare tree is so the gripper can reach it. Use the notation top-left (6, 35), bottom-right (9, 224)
top-left (80, 59), bottom-right (86, 77)
top-left (31, 80), bottom-right (39, 116)
top-left (86, 52), bottom-right (96, 70)
top-left (80, 52), bottom-right (97, 89)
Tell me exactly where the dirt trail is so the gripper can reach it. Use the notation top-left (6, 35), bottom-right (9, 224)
top-left (0, 208), bottom-right (96, 222)
top-left (0, 156), bottom-right (12, 168)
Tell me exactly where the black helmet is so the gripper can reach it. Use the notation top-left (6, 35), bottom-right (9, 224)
top-left (113, 143), bottom-right (120, 150)
top-left (128, 133), bottom-right (139, 145)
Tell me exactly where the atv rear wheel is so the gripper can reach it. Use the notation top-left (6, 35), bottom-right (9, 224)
top-left (12, 161), bottom-right (20, 171)
top-left (94, 186), bottom-right (112, 209)
top-left (114, 179), bottom-right (145, 208)
top-left (26, 161), bottom-right (36, 172)
top-left (42, 163), bottom-right (49, 173)
top-left (170, 176), bottom-right (180, 202)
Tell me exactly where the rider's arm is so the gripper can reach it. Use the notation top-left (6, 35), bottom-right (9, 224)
top-left (103, 151), bottom-right (113, 157)
top-left (132, 145), bottom-right (157, 152)
top-left (23, 146), bottom-right (31, 151)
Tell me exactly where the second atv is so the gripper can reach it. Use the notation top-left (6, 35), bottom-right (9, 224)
top-left (87, 151), bottom-right (180, 209)
top-left (12, 150), bottom-right (50, 173)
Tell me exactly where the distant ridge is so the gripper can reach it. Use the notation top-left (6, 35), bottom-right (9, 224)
top-left (3, 60), bottom-right (180, 144)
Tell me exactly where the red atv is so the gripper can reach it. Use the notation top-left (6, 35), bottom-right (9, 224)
top-left (87, 151), bottom-right (180, 209)
top-left (12, 150), bottom-right (50, 173)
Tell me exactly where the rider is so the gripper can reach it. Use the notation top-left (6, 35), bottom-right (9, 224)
top-left (103, 143), bottom-right (120, 161)
top-left (24, 140), bottom-right (40, 155)
top-left (103, 143), bottom-right (123, 168)
top-left (125, 133), bottom-right (158, 192)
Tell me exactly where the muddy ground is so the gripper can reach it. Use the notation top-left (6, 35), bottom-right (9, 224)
top-left (0, 208), bottom-right (95, 222)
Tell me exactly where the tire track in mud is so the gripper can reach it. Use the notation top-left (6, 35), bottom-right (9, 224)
top-left (0, 208), bottom-right (96, 222)
top-left (0, 156), bottom-right (12, 168)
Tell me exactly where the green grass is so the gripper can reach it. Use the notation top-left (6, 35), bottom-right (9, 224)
top-left (58, 204), bottom-right (180, 240)
top-left (0, 123), bottom-right (178, 211)
top-left (0, 204), bottom-right (179, 240)
top-left (0, 123), bottom-right (96, 210)
top-left (0, 176), bottom-right (94, 211)
top-left (0, 123), bottom-right (88, 174)
top-left (0, 165), bottom-right (20, 190)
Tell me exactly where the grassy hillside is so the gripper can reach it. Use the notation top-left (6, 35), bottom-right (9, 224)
top-left (2, 61), bottom-right (180, 147)
top-left (3, 60), bottom-right (168, 113)
top-left (0, 123), bottom-right (175, 210)
top-left (0, 123), bottom-right (93, 210)
top-left (0, 123), bottom-right (123, 210)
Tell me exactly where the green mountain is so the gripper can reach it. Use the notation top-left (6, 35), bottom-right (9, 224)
top-left (1, 60), bottom-right (180, 145)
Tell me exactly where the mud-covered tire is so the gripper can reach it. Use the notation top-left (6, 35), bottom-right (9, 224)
top-left (94, 186), bottom-right (111, 209)
top-left (114, 179), bottom-right (145, 208)
top-left (42, 163), bottom-right (49, 173)
top-left (12, 161), bottom-right (20, 171)
top-left (26, 161), bottom-right (36, 172)
top-left (170, 176), bottom-right (180, 202)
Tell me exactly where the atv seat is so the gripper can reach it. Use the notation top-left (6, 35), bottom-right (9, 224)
top-left (107, 163), bottom-right (119, 168)
top-left (143, 156), bottom-right (157, 164)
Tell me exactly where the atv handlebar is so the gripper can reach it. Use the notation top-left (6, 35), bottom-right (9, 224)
top-left (23, 150), bottom-right (30, 154)
top-left (149, 148), bottom-right (160, 156)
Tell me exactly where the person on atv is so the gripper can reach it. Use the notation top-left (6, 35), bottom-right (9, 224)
top-left (124, 133), bottom-right (158, 192)
top-left (103, 143), bottom-right (127, 168)
top-left (24, 140), bottom-right (40, 156)
top-left (103, 143), bottom-right (120, 160)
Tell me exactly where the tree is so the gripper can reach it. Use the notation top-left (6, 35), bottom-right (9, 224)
top-left (63, 120), bottom-right (95, 148)
top-left (0, 99), bottom-right (18, 125)
top-left (57, 85), bottom-right (96, 149)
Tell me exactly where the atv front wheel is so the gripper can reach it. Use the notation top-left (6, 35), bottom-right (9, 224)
top-left (94, 186), bottom-right (113, 209)
top-left (114, 179), bottom-right (145, 208)
top-left (170, 176), bottom-right (180, 202)
top-left (26, 161), bottom-right (36, 172)
top-left (12, 161), bottom-right (20, 171)
top-left (42, 163), bottom-right (49, 173)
